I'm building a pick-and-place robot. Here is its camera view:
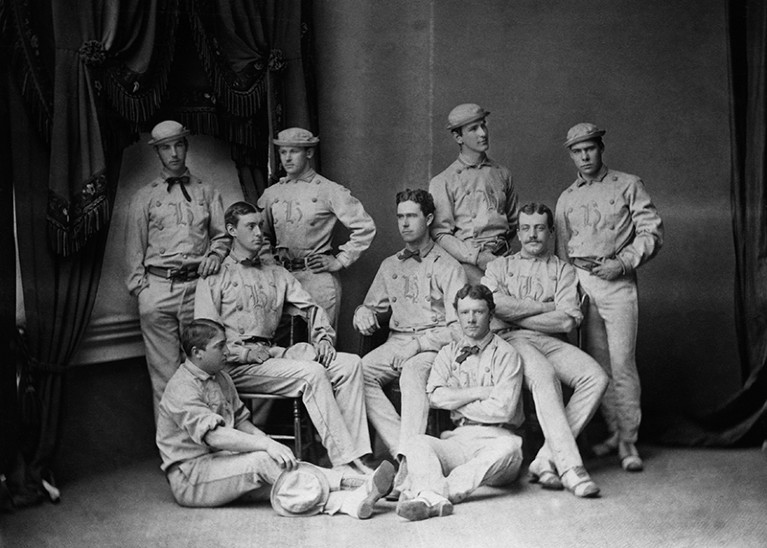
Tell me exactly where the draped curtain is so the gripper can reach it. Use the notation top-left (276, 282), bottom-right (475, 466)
top-left (2, 0), bottom-right (316, 508)
top-left (658, 0), bottom-right (767, 447)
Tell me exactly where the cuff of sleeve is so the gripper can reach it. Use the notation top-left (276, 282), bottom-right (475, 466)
top-left (616, 253), bottom-right (634, 274)
top-left (335, 253), bottom-right (352, 269)
top-left (195, 416), bottom-right (226, 445)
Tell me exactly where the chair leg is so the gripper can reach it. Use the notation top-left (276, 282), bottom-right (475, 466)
top-left (293, 399), bottom-right (303, 460)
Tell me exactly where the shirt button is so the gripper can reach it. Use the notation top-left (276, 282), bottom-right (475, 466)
top-left (613, 176), bottom-right (618, 181)
top-left (485, 367), bottom-right (490, 372)
top-left (392, 274), bottom-right (398, 279)
top-left (567, 208), bottom-right (573, 213)
top-left (233, 281), bottom-right (239, 287)
top-left (465, 191), bottom-right (471, 196)
top-left (309, 221), bottom-right (315, 226)
top-left (158, 226), bottom-right (164, 231)
top-left (273, 199), bottom-right (279, 203)
top-left (610, 199), bottom-right (615, 204)
top-left (610, 225), bottom-right (615, 230)
top-left (426, 273), bottom-right (432, 278)
top-left (432, 315), bottom-right (438, 322)
top-left (237, 304), bottom-right (243, 310)
top-left (568, 247), bottom-right (574, 253)
top-left (392, 297), bottom-right (398, 302)
top-left (425, 296), bottom-right (431, 302)
top-left (394, 320), bottom-right (400, 326)
top-left (239, 328), bottom-right (245, 334)
top-left (152, 182), bottom-right (158, 187)
top-left (156, 201), bottom-right (162, 207)
top-left (509, 273), bottom-right (513, 276)
top-left (456, 168), bottom-right (463, 174)
top-left (573, 230), bottom-right (579, 235)
top-left (159, 248), bottom-right (166, 254)
top-left (199, 201), bottom-right (205, 206)
top-left (312, 197), bottom-right (318, 202)
top-left (183, 254), bottom-right (188, 259)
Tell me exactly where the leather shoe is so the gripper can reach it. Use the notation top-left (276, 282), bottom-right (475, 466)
top-left (528, 459), bottom-right (563, 491)
top-left (561, 466), bottom-right (600, 498)
top-left (619, 442), bottom-right (644, 472)
top-left (396, 490), bottom-right (453, 521)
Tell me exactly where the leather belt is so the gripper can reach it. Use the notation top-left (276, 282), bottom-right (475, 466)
top-left (241, 336), bottom-right (273, 346)
top-left (570, 257), bottom-right (604, 272)
top-left (146, 265), bottom-right (200, 281)
top-left (455, 417), bottom-right (507, 428)
top-left (276, 251), bottom-right (333, 272)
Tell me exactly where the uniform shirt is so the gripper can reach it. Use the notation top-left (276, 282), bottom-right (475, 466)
top-left (482, 252), bottom-right (582, 332)
top-left (194, 253), bottom-right (335, 364)
top-left (360, 241), bottom-right (467, 351)
top-left (156, 359), bottom-right (250, 473)
top-left (257, 169), bottom-right (376, 268)
top-left (125, 169), bottom-right (229, 296)
top-left (429, 153), bottom-right (519, 265)
top-left (555, 165), bottom-right (663, 273)
top-left (427, 332), bottom-right (524, 429)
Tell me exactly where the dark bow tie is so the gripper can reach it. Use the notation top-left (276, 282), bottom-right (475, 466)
top-left (240, 256), bottom-right (262, 268)
top-left (397, 248), bottom-right (422, 262)
top-left (455, 345), bottom-right (480, 364)
top-left (166, 176), bottom-right (192, 202)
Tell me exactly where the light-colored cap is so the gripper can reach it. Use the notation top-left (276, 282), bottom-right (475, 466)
top-left (147, 120), bottom-right (190, 146)
top-left (564, 122), bottom-right (606, 148)
top-left (446, 103), bottom-right (490, 131)
top-left (273, 127), bottom-right (320, 147)
top-left (270, 463), bottom-right (330, 517)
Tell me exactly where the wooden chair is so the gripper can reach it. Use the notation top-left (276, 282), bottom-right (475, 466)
top-left (238, 308), bottom-right (319, 462)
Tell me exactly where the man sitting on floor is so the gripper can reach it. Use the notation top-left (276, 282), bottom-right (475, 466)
top-left (395, 284), bottom-right (525, 521)
top-left (156, 319), bottom-right (394, 516)
top-left (194, 201), bottom-right (373, 475)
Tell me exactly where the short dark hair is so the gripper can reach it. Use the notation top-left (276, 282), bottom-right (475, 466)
top-left (395, 188), bottom-right (435, 217)
top-left (519, 202), bottom-right (554, 229)
top-left (225, 201), bottom-right (259, 229)
top-left (453, 283), bottom-right (495, 313)
top-left (181, 319), bottom-right (225, 356)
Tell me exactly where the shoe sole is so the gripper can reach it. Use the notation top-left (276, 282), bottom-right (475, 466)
top-left (396, 499), bottom-right (454, 521)
top-left (357, 461), bottom-right (396, 519)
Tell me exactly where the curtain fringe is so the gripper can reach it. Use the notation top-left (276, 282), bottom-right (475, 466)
top-left (185, 4), bottom-right (269, 119)
top-left (102, 0), bottom-right (180, 126)
top-left (46, 175), bottom-right (111, 258)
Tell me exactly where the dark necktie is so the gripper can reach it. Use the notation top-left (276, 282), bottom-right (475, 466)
top-left (397, 248), bottom-right (422, 262)
top-left (166, 176), bottom-right (192, 202)
top-left (455, 345), bottom-right (480, 364)
top-left (240, 256), bottom-right (261, 268)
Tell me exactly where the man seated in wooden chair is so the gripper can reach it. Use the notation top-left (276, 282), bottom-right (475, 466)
top-left (157, 319), bottom-right (395, 516)
top-left (481, 202), bottom-right (608, 498)
top-left (353, 189), bottom-right (466, 461)
top-left (194, 201), bottom-right (373, 476)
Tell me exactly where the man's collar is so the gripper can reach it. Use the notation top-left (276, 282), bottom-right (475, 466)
top-left (182, 359), bottom-right (217, 381)
top-left (161, 168), bottom-right (191, 180)
top-left (515, 250), bottom-right (553, 261)
top-left (576, 165), bottom-right (608, 186)
top-left (459, 330), bottom-right (494, 352)
top-left (401, 239), bottom-right (435, 258)
top-left (229, 250), bottom-right (260, 264)
top-left (285, 168), bottom-right (317, 184)
top-left (457, 153), bottom-right (492, 169)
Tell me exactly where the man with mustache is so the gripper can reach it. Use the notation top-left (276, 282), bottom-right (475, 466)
top-left (482, 202), bottom-right (607, 497)
top-left (429, 104), bottom-right (519, 284)
top-left (555, 123), bottom-right (663, 472)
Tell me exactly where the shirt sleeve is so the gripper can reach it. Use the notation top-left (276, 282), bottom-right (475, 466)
top-left (457, 343), bottom-right (523, 423)
top-left (504, 171), bottom-right (519, 240)
top-left (429, 175), bottom-right (482, 265)
top-left (330, 185), bottom-right (377, 268)
top-left (555, 260), bottom-right (583, 324)
top-left (616, 179), bottom-right (664, 272)
top-left (426, 344), bottom-right (457, 396)
top-left (361, 265), bottom-right (391, 316)
top-left (554, 192), bottom-right (571, 262)
top-left (206, 187), bottom-right (231, 259)
top-left (125, 191), bottom-right (149, 296)
top-left (256, 190), bottom-right (277, 261)
top-left (161, 380), bottom-right (226, 446)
